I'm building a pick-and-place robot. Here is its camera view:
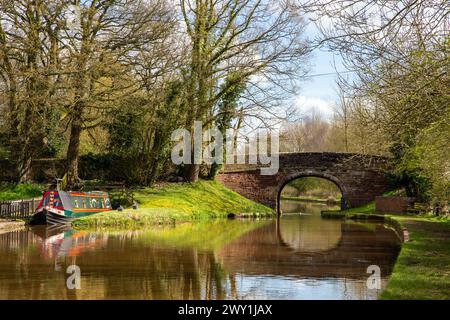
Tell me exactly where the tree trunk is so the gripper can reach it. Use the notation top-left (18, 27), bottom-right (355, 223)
top-left (183, 112), bottom-right (201, 182)
top-left (208, 162), bottom-right (222, 180)
top-left (18, 149), bottom-right (33, 183)
top-left (8, 81), bottom-right (22, 182)
top-left (66, 115), bottom-right (83, 189)
top-left (18, 90), bottom-right (36, 183)
top-left (183, 164), bottom-right (200, 182)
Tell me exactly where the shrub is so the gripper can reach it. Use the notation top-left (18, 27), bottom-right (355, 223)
top-left (0, 183), bottom-right (45, 201)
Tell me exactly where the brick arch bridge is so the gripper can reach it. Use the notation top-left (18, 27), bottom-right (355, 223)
top-left (217, 152), bottom-right (393, 213)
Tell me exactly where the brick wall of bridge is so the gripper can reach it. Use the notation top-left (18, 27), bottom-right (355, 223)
top-left (217, 153), bottom-right (394, 212)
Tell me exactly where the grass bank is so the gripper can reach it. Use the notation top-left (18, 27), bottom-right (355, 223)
top-left (73, 180), bottom-right (275, 228)
top-left (0, 183), bottom-right (45, 201)
top-left (321, 202), bottom-right (450, 299)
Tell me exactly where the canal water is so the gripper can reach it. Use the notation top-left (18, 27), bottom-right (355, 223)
top-left (0, 201), bottom-right (401, 299)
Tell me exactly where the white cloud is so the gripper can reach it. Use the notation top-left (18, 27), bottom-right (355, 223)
top-left (293, 95), bottom-right (335, 118)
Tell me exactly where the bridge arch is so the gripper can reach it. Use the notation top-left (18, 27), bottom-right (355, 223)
top-left (276, 171), bottom-right (348, 215)
top-left (217, 152), bottom-right (393, 211)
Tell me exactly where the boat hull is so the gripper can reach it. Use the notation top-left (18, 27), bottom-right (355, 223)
top-left (31, 209), bottom-right (75, 226)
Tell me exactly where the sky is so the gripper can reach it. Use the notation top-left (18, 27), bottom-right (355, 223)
top-left (293, 49), bottom-right (344, 119)
top-left (291, 19), bottom-right (347, 120)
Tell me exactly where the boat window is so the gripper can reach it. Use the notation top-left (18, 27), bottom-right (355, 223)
top-left (53, 194), bottom-right (62, 208)
top-left (105, 199), bottom-right (111, 208)
top-left (42, 194), bottom-right (50, 206)
top-left (72, 198), bottom-right (79, 208)
top-left (91, 198), bottom-right (98, 208)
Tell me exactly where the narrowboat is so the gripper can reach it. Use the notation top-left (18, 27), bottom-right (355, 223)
top-left (31, 190), bottom-right (112, 225)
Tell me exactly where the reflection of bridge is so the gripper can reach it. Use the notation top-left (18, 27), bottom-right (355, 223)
top-left (218, 152), bottom-right (393, 211)
top-left (217, 219), bottom-right (401, 279)
top-left (278, 214), bottom-right (343, 252)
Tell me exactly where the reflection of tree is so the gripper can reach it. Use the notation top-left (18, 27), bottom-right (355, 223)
top-left (229, 274), bottom-right (238, 300)
top-left (205, 252), bottom-right (225, 300)
top-left (182, 249), bottom-right (200, 299)
top-left (55, 236), bottom-right (230, 299)
top-left (0, 229), bottom-right (228, 299)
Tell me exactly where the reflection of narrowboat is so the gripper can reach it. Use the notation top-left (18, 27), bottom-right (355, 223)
top-left (29, 225), bottom-right (109, 271)
top-left (31, 191), bottom-right (112, 225)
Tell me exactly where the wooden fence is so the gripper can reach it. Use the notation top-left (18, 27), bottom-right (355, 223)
top-left (0, 199), bottom-right (37, 219)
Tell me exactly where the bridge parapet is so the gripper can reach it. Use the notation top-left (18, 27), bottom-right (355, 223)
top-left (222, 152), bottom-right (391, 173)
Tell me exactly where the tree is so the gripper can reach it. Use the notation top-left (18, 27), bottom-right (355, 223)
top-left (280, 109), bottom-right (330, 152)
top-left (208, 72), bottom-right (247, 179)
top-left (60, 0), bottom-right (174, 188)
top-left (0, 0), bottom-right (64, 182)
top-left (1, 0), bottom-right (311, 188)
top-left (305, 0), bottom-right (450, 205)
top-left (180, 0), bottom-right (310, 181)
top-left (334, 78), bottom-right (351, 152)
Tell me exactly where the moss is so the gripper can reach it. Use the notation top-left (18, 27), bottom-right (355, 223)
top-left (73, 180), bottom-right (275, 228)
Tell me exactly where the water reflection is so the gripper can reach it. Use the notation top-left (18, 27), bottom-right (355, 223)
top-left (0, 203), bottom-right (400, 300)
top-left (31, 226), bottom-right (109, 270)
top-left (279, 201), bottom-right (342, 252)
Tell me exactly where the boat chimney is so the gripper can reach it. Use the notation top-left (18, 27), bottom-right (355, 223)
top-left (56, 178), bottom-right (63, 191)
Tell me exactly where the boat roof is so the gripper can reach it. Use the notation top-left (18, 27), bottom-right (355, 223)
top-left (43, 190), bottom-right (109, 197)
top-left (68, 191), bottom-right (109, 196)
top-left (59, 191), bottom-right (73, 211)
top-left (41, 191), bottom-right (110, 211)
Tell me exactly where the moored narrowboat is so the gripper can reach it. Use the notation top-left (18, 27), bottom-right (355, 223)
top-left (31, 190), bottom-right (112, 225)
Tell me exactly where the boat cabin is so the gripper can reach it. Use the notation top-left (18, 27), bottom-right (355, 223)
top-left (32, 191), bottom-right (112, 225)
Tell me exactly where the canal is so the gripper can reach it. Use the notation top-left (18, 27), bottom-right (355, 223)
top-left (0, 201), bottom-right (401, 299)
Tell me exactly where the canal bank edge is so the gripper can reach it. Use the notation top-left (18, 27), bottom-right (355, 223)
top-left (0, 219), bottom-right (25, 234)
top-left (321, 204), bottom-right (450, 300)
top-left (321, 210), bottom-right (409, 243)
